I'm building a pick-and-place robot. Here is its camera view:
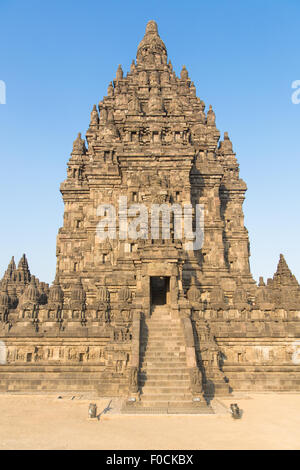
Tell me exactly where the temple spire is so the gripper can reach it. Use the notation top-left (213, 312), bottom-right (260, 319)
top-left (136, 20), bottom-right (167, 66)
top-left (16, 254), bottom-right (31, 284)
top-left (218, 132), bottom-right (234, 154)
top-left (273, 254), bottom-right (299, 287)
top-left (90, 104), bottom-right (99, 126)
top-left (180, 65), bottom-right (189, 80)
top-left (72, 132), bottom-right (87, 155)
top-left (8, 256), bottom-right (16, 271)
top-left (3, 256), bottom-right (16, 280)
top-left (18, 254), bottom-right (29, 271)
top-left (206, 105), bottom-right (216, 126)
top-left (116, 64), bottom-right (123, 81)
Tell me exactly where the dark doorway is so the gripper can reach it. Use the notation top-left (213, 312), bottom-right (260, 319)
top-left (150, 276), bottom-right (170, 306)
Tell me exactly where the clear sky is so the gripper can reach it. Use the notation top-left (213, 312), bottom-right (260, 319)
top-left (0, 0), bottom-right (299, 285)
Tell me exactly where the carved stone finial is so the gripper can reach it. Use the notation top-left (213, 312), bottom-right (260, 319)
top-left (18, 254), bottom-right (29, 271)
top-left (23, 277), bottom-right (39, 304)
top-left (180, 65), bottom-right (189, 80)
top-left (273, 254), bottom-right (299, 287)
top-left (137, 20), bottom-right (167, 66)
top-left (90, 104), bottom-right (99, 126)
top-left (3, 256), bottom-right (16, 281)
top-left (190, 81), bottom-right (196, 96)
top-left (219, 132), bottom-right (233, 154)
top-left (107, 82), bottom-right (114, 97)
top-left (72, 133), bottom-right (87, 155)
top-left (15, 254), bottom-right (31, 284)
top-left (71, 278), bottom-right (86, 303)
top-left (99, 105), bottom-right (107, 124)
top-left (206, 105), bottom-right (216, 125)
top-left (49, 276), bottom-right (64, 304)
top-left (130, 60), bottom-right (136, 73)
top-left (146, 20), bottom-right (158, 35)
top-left (116, 64), bottom-right (123, 81)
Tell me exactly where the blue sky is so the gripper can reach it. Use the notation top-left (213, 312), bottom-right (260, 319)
top-left (0, 0), bottom-right (299, 284)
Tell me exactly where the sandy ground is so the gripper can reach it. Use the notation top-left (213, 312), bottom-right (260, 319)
top-left (0, 393), bottom-right (299, 450)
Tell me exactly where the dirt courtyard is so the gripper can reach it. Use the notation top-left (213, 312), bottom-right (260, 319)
top-left (0, 393), bottom-right (299, 450)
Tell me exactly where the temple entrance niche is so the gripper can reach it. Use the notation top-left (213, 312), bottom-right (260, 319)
top-left (150, 276), bottom-right (170, 306)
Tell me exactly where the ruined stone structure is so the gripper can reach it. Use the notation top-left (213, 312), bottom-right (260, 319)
top-left (0, 21), bottom-right (299, 410)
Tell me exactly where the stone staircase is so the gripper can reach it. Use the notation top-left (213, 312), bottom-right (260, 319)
top-left (123, 305), bottom-right (213, 414)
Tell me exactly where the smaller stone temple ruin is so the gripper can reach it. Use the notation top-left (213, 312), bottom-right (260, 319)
top-left (0, 21), bottom-right (299, 412)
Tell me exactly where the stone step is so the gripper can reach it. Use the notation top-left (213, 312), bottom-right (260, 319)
top-left (141, 339), bottom-right (184, 343)
top-left (142, 330), bottom-right (183, 334)
top-left (149, 320), bottom-right (177, 324)
top-left (139, 373), bottom-right (190, 380)
top-left (140, 361), bottom-right (187, 367)
top-left (141, 334), bottom-right (184, 344)
top-left (140, 351), bottom-right (185, 355)
top-left (134, 402), bottom-right (194, 409)
top-left (140, 340), bottom-right (185, 346)
top-left (142, 333), bottom-right (183, 338)
top-left (141, 343), bottom-right (185, 348)
top-left (141, 382), bottom-right (190, 389)
top-left (140, 351), bottom-right (186, 357)
top-left (144, 326), bottom-right (182, 331)
top-left (139, 382), bottom-right (190, 389)
top-left (139, 382), bottom-right (190, 388)
top-left (140, 350), bottom-right (185, 355)
top-left (140, 357), bottom-right (187, 363)
top-left (141, 344), bottom-right (185, 348)
top-left (141, 384), bottom-right (190, 392)
top-left (142, 334), bottom-right (183, 338)
top-left (140, 394), bottom-right (192, 401)
top-left (152, 305), bottom-right (171, 312)
top-left (141, 366), bottom-right (188, 373)
top-left (141, 353), bottom-right (186, 359)
top-left (140, 359), bottom-right (186, 365)
top-left (140, 352), bottom-right (185, 357)
top-left (142, 347), bottom-right (184, 351)
top-left (140, 372), bottom-right (189, 377)
top-left (140, 368), bottom-right (187, 374)
top-left (122, 405), bottom-right (213, 414)
top-left (144, 331), bottom-right (183, 336)
top-left (140, 311), bottom-right (192, 407)
top-left (140, 357), bottom-right (186, 362)
top-left (148, 324), bottom-right (179, 327)
top-left (148, 319), bottom-right (180, 323)
top-left (147, 324), bottom-right (181, 328)
top-left (141, 344), bottom-right (185, 349)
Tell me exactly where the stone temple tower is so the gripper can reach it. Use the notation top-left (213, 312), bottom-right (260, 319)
top-left (57, 20), bottom-right (253, 309)
top-left (0, 21), bottom-right (299, 410)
